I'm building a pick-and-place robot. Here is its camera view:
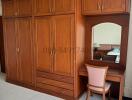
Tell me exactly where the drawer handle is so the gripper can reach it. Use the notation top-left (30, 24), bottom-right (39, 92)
top-left (16, 48), bottom-right (20, 53)
top-left (98, 2), bottom-right (101, 10)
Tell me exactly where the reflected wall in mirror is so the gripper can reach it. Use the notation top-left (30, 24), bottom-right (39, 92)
top-left (92, 22), bottom-right (122, 63)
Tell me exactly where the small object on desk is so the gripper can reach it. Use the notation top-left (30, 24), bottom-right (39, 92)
top-left (102, 55), bottom-right (117, 63)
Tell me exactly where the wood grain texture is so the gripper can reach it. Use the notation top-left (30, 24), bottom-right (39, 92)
top-left (102, 0), bottom-right (126, 13)
top-left (37, 71), bottom-right (74, 84)
top-left (53, 0), bottom-right (75, 14)
top-left (82, 0), bottom-right (101, 15)
top-left (3, 18), bottom-right (18, 81)
top-left (16, 18), bottom-right (34, 85)
top-left (34, 0), bottom-right (52, 16)
top-left (34, 16), bottom-right (53, 72)
top-left (2, 0), bottom-right (16, 17)
top-left (36, 77), bottom-right (73, 90)
top-left (73, 0), bottom-right (86, 98)
top-left (36, 83), bottom-right (74, 97)
top-left (53, 15), bottom-right (74, 76)
top-left (16, 0), bottom-right (32, 16)
top-left (82, 0), bottom-right (130, 15)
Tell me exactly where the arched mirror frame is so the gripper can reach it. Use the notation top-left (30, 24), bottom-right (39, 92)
top-left (85, 15), bottom-right (129, 70)
top-left (92, 22), bottom-right (122, 63)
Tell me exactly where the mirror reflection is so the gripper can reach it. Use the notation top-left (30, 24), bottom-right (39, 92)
top-left (92, 22), bottom-right (122, 63)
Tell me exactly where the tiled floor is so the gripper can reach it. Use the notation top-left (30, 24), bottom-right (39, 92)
top-left (0, 72), bottom-right (116, 100)
top-left (0, 73), bottom-right (63, 100)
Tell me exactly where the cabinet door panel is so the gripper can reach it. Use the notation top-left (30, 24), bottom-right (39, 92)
top-left (34, 0), bottom-right (52, 16)
top-left (16, 18), bottom-right (34, 85)
top-left (2, 0), bottom-right (15, 17)
top-left (54, 0), bottom-right (75, 14)
top-left (3, 19), bottom-right (18, 81)
top-left (35, 17), bottom-right (52, 72)
top-left (102, 0), bottom-right (126, 13)
top-left (17, 0), bottom-right (32, 16)
top-left (82, 0), bottom-right (101, 14)
top-left (53, 15), bottom-right (74, 76)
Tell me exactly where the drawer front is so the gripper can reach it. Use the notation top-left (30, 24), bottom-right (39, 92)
top-left (36, 77), bottom-right (73, 90)
top-left (37, 71), bottom-right (74, 84)
top-left (106, 75), bottom-right (121, 82)
top-left (36, 82), bottom-right (74, 97)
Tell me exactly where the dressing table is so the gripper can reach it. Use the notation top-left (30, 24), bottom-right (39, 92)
top-left (77, 15), bottom-right (129, 100)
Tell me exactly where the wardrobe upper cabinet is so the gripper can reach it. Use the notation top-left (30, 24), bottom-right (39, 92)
top-left (16, 0), bottom-right (32, 16)
top-left (3, 19), bottom-right (18, 81)
top-left (2, 0), bottom-right (32, 17)
top-left (82, 0), bottom-right (101, 15)
top-left (53, 15), bottom-right (74, 76)
top-left (2, 0), bottom-right (16, 17)
top-left (34, 0), bottom-right (52, 16)
top-left (35, 17), bottom-right (53, 72)
top-left (34, 0), bottom-right (75, 16)
top-left (54, 0), bottom-right (75, 14)
top-left (102, 0), bottom-right (126, 13)
top-left (82, 0), bottom-right (101, 14)
top-left (82, 0), bottom-right (130, 15)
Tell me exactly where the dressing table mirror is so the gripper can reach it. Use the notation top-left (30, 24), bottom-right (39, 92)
top-left (85, 15), bottom-right (129, 69)
top-left (92, 22), bottom-right (122, 64)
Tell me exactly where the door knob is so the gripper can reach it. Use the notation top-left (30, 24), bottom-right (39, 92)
top-left (50, 50), bottom-right (53, 56)
top-left (16, 48), bottom-right (20, 53)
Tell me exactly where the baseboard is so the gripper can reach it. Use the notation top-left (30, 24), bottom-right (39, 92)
top-left (123, 97), bottom-right (132, 100)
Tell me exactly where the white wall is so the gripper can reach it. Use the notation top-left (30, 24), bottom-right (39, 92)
top-left (124, 1), bottom-right (132, 97)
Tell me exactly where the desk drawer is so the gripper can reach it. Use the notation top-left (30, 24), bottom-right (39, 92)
top-left (106, 75), bottom-right (121, 82)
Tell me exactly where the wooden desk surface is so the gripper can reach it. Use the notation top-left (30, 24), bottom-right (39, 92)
top-left (79, 67), bottom-right (125, 82)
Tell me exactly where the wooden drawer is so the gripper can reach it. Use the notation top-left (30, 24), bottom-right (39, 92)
top-left (106, 75), bottom-right (121, 82)
top-left (36, 82), bottom-right (74, 97)
top-left (37, 71), bottom-right (74, 84)
top-left (36, 77), bottom-right (73, 90)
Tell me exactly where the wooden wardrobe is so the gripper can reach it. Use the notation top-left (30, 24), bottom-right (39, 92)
top-left (2, 0), bottom-right (130, 99)
top-left (2, 0), bottom-right (85, 99)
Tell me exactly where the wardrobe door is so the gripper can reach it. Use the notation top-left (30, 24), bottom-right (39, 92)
top-left (82, 0), bottom-right (101, 15)
top-left (102, 0), bottom-right (126, 13)
top-left (2, 0), bottom-right (16, 17)
top-left (16, 18), bottom-right (34, 85)
top-left (3, 19), bottom-right (18, 81)
top-left (16, 0), bottom-right (32, 16)
top-left (34, 0), bottom-right (52, 16)
top-left (35, 17), bottom-right (52, 72)
top-left (53, 15), bottom-right (74, 76)
top-left (54, 0), bottom-right (75, 14)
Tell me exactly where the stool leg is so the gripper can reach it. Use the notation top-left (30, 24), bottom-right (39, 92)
top-left (108, 90), bottom-right (111, 100)
top-left (103, 93), bottom-right (105, 100)
top-left (86, 90), bottom-right (91, 100)
top-left (91, 91), bottom-right (93, 96)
